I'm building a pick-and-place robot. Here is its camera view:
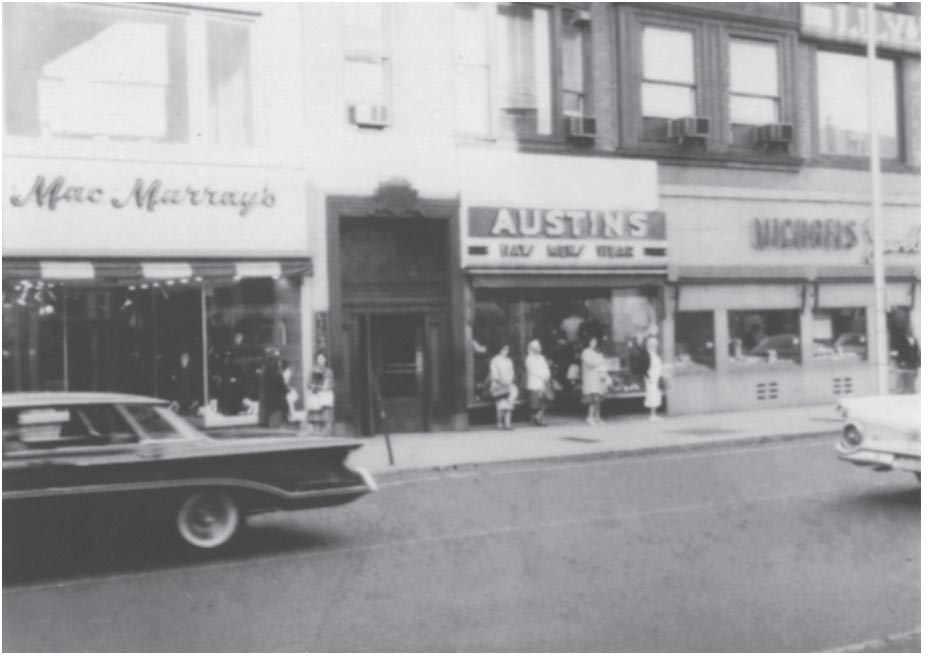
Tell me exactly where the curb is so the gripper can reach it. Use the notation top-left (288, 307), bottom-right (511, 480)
top-left (367, 428), bottom-right (838, 482)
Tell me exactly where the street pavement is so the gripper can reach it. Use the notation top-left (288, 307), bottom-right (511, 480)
top-left (3, 435), bottom-right (920, 652)
top-left (347, 403), bottom-right (842, 476)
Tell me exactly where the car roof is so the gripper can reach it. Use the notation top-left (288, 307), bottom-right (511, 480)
top-left (2, 392), bottom-right (170, 409)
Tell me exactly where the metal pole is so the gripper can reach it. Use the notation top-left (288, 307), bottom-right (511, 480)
top-left (866, 1), bottom-right (889, 395)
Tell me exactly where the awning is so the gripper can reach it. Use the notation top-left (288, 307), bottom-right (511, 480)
top-left (2, 258), bottom-right (313, 287)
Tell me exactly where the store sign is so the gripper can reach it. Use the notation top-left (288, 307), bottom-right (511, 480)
top-left (3, 158), bottom-right (308, 257)
top-left (751, 218), bottom-right (859, 251)
top-left (465, 207), bottom-right (667, 268)
top-left (9, 175), bottom-right (276, 217)
top-left (801, 3), bottom-right (920, 52)
top-left (862, 218), bottom-right (921, 263)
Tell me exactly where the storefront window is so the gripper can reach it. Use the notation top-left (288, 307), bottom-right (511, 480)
top-left (472, 287), bottom-right (660, 403)
top-left (205, 277), bottom-right (302, 422)
top-left (2, 281), bottom-right (65, 391)
top-left (674, 312), bottom-right (715, 371)
top-left (728, 310), bottom-right (801, 365)
top-left (887, 306), bottom-right (918, 367)
top-left (812, 308), bottom-right (867, 362)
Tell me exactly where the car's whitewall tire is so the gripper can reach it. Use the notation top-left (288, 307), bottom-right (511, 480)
top-left (176, 492), bottom-right (240, 549)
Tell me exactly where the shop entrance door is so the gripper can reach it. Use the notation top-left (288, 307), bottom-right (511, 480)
top-left (358, 313), bottom-right (428, 435)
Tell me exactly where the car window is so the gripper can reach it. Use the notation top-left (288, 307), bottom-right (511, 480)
top-left (123, 404), bottom-right (200, 441)
top-left (3, 405), bottom-right (139, 450)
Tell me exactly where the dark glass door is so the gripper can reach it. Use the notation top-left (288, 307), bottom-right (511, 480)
top-left (358, 313), bottom-right (427, 435)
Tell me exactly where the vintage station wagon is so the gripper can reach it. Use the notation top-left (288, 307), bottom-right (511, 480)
top-left (836, 394), bottom-right (921, 482)
top-left (2, 392), bottom-right (376, 549)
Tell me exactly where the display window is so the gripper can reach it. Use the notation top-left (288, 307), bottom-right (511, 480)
top-left (728, 309), bottom-right (801, 365)
top-left (471, 286), bottom-right (661, 404)
top-left (674, 311), bottom-right (715, 372)
top-left (812, 308), bottom-right (867, 362)
top-left (2, 274), bottom-right (303, 426)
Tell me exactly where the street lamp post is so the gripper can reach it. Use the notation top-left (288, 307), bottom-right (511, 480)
top-left (866, 1), bottom-right (889, 395)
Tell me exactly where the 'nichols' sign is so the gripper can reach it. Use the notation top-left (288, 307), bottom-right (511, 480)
top-left (751, 217), bottom-right (921, 262)
top-left (8, 175), bottom-right (276, 217)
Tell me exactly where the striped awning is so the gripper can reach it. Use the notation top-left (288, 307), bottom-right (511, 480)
top-left (2, 258), bottom-right (312, 286)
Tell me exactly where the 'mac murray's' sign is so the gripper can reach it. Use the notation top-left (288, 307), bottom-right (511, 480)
top-left (465, 206), bottom-right (667, 268)
top-left (8, 174), bottom-right (276, 217)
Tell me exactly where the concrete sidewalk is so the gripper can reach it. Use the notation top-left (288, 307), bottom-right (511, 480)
top-left (346, 404), bottom-right (843, 477)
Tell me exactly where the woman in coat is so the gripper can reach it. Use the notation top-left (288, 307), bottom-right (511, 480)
top-left (644, 336), bottom-right (664, 421)
top-left (525, 339), bottom-right (552, 426)
top-left (258, 349), bottom-right (289, 428)
top-left (306, 351), bottom-right (335, 435)
top-left (489, 344), bottom-right (518, 430)
top-left (581, 336), bottom-right (608, 426)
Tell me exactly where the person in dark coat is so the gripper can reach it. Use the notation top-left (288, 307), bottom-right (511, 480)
top-left (258, 349), bottom-right (289, 428)
top-left (165, 352), bottom-right (199, 415)
top-left (895, 329), bottom-right (920, 393)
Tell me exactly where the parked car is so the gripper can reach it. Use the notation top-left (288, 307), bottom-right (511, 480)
top-left (835, 394), bottom-right (921, 481)
top-left (2, 392), bottom-right (376, 549)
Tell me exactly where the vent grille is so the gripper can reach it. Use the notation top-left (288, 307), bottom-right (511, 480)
top-left (832, 377), bottom-right (853, 396)
top-left (756, 381), bottom-right (779, 401)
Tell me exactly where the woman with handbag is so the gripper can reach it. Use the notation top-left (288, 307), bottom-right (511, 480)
top-left (581, 336), bottom-right (608, 426)
top-left (525, 339), bottom-right (552, 427)
top-left (306, 351), bottom-right (335, 435)
top-left (489, 344), bottom-right (517, 430)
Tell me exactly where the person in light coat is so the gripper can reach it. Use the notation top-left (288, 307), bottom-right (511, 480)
top-left (644, 336), bottom-right (665, 421)
top-left (581, 336), bottom-right (608, 426)
top-left (490, 344), bottom-right (518, 430)
top-left (525, 339), bottom-right (552, 426)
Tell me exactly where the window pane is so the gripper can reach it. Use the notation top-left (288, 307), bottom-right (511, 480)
top-left (4, 3), bottom-right (187, 141)
top-left (561, 10), bottom-right (588, 114)
top-left (817, 51), bottom-right (898, 158)
top-left (208, 21), bottom-right (252, 147)
top-left (643, 27), bottom-right (694, 84)
top-left (344, 3), bottom-right (384, 56)
top-left (454, 3), bottom-right (487, 65)
top-left (642, 82), bottom-right (695, 119)
top-left (345, 59), bottom-right (386, 106)
top-left (675, 312), bottom-right (715, 371)
top-left (813, 309), bottom-right (867, 362)
top-left (730, 39), bottom-right (778, 96)
top-left (496, 4), bottom-right (552, 136)
top-left (728, 310), bottom-right (801, 365)
top-left (455, 66), bottom-right (491, 134)
top-left (730, 95), bottom-right (778, 124)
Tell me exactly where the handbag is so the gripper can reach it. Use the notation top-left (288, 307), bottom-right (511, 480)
top-left (541, 380), bottom-right (556, 402)
top-left (489, 380), bottom-right (511, 400)
top-left (305, 393), bottom-right (323, 412)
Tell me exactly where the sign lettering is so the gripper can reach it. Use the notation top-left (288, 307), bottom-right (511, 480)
top-left (9, 175), bottom-right (277, 217)
top-left (801, 3), bottom-right (920, 52)
top-left (752, 218), bottom-right (858, 251)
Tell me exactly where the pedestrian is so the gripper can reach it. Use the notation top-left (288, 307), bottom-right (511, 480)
top-left (306, 351), bottom-right (335, 435)
top-left (581, 336), bottom-right (608, 426)
top-left (165, 351), bottom-right (198, 416)
top-left (525, 339), bottom-right (552, 426)
top-left (644, 336), bottom-right (665, 421)
top-left (895, 329), bottom-right (920, 393)
top-left (489, 344), bottom-right (517, 430)
top-left (258, 348), bottom-right (289, 428)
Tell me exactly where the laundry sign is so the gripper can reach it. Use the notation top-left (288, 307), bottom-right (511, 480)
top-left (464, 206), bottom-right (667, 269)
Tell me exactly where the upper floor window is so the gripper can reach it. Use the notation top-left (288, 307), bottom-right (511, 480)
top-left (344, 4), bottom-right (390, 112)
top-left (496, 3), bottom-right (553, 137)
top-left (816, 50), bottom-right (899, 159)
top-left (729, 39), bottom-right (780, 126)
top-left (641, 26), bottom-right (696, 120)
top-left (3, 3), bottom-right (253, 146)
top-left (454, 3), bottom-right (593, 141)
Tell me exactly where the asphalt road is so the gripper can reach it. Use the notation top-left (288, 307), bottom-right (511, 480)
top-left (3, 436), bottom-right (920, 652)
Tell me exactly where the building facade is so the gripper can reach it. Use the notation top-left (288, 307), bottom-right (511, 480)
top-left (3, 2), bottom-right (920, 434)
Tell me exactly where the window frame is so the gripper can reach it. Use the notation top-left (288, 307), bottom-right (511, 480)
top-left (810, 44), bottom-right (905, 166)
top-left (342, 2), bottom-right (393, 124)
top-left (2, 2), bottom-right (257, 148)
top-left (616, 5), bottom-right (801, 164)
top-left (454, 2), bottom-right (595, 146)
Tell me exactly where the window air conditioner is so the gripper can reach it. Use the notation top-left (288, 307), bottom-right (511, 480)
top-left (564, 114), bottom-right (597, 140)
top-left (756, 123), bottom-right (793, 145)
top-left (349, 104), bottom-right (390, 128)
top-left (570, 9), bottom-right (592, 26)
top-left (667, 117), bottom-right (710, 141)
